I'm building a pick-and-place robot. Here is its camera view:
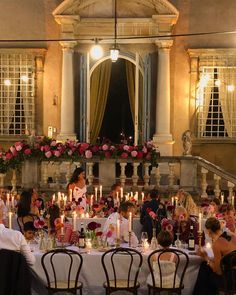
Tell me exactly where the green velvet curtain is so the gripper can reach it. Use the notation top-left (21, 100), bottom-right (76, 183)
top-left (90, 60), bottom-right (112, 143)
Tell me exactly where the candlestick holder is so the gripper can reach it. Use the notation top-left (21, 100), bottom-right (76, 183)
top-left (198, 231), bottom-right (203, 249)
top-left (128, 231), bottom-right (132, 247)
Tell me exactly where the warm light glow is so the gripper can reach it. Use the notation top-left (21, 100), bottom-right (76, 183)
top-left (21, 75), bottom-right (29, 83)
top-left (214, 79), bottom-right (221, 87)
top-left (110, 48), bottom-right (119, 62)
top-left (227, 85), bottom-right (235, 92)
top-left (90, 44), bottom-right (103, 60)
top-left (4, 79), bottom-right (11, 86)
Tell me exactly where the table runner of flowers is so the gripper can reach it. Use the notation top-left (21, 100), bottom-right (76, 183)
top-left (0, 137), bottom-right (160, 173)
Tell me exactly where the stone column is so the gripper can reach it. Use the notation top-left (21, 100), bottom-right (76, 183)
top-left (153, 39), bottom-right (174, 156)
top-left (57, 41), bottom-right (77, 141)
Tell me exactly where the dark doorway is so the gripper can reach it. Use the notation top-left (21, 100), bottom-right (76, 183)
top-left (99, 58), bottom-right (134, 143)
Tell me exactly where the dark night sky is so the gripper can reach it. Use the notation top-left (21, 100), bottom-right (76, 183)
top-left (99, 59), bottom-right (134, 143)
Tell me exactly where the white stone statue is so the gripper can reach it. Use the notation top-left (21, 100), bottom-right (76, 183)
top-left (182, 130), bottom-right (192, 156)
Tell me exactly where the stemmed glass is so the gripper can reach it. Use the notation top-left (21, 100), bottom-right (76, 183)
top-left (140, 232), bottom-right (148, 245)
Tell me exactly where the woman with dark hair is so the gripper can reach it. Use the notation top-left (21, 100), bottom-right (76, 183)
top-left (17, 190), bottom-right (39, 218)
top-left (17, 190), bottom-right (39, 231)
top-left (193, 217), bottom-right (236, 295)
top-left (67, 167), bottom-right (87, 209)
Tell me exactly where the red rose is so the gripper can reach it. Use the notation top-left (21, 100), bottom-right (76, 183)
top-left (121, 152), bottom-right (128, 159)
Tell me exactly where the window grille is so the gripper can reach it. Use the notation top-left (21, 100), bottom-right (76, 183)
top-left (196, 56), bottom-right (236, 139)
top-left (0, 53), bottom-right (35, 135)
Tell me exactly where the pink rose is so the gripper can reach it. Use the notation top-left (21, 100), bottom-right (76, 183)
top-left (85, 150), bottom-right (93, 159)
top-left (91, 145), bottom-right (99, 153)
top-left (44, 145), bottom-right (51, 152)
top-left (131, 150), bottom-right (138, 158)
top-left (67, 150), bottom-right (73, 156)
top-left (24, 148), bottom-right (32, 155)
top-left (106, 230), bottom-right (113, 238)
top-left (142, 147), bottom-right (148, 153)
top-left (5, 152), bottom-right (13, 160)
top-left (121, 152), bottom-right (128, 159)
top-left (123, 145), bottom-right (129, 151)
top-left (145, 152), bottom-right (151, 160)
top-left (14, 142), bottom-right (23, 151)
top-left (110, 145), bottom-right (116, 150)
top-left (102, 144), bottom-right (109, 151)
top-left (54, 150), bottom-right (61, 157)
top-left (45, 151), bottom-right (52, 158)
top-left (50, 140), bottom-right (57, 147)
top-left (10, 146), bottom-right (16, 154)
top-left (137, 152), bottom-right (143, 159)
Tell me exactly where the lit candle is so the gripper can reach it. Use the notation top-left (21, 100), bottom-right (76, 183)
top-left (125, 194), bottom-right (129, 201)
top-left (171, 197), bottom-right (174, 206)
top-left (120, 187), bottom-right (123, 200)
top-left (117, 218), bottom-right (120, 240)
top-left (85, 212), bottom-right (89, 218)
top-left (128, 212), bottom-right (132, 232)
top-left (11, 196), bottom-right (14, 208)
top-left (143, 240), bottom-right (149, 251)
top-left (60, 215), bottom-right (64, 235)
top-left (206, 242), bottom-right (212, 249)
top-left (100, 185), bottom-right (102, 199)
top-left (135, 192), bottom-right (138, 202)
top-left (130, 192), bottom-right (133, 198)
top-left (141, 192), bottom-right (144, 203)
top-left (199, 213), bottom-right (202, 232)
top-left (73, 212), bottom-right (77, 231)
top-left (52, 194), bottom-right (55, 204)
top-left (221, 192), bottom-right (224, 205)
top-left (8, 212), bottom-right (12, 229)
top-left (95, 187), bottom-right (98, 202)
top-left (90, 195), bottom-right (94, 207)
top-left (232, 195), bottom-right (235, 207)
top-left (81, 213), bottom-right (85, 218)
top-left (69, 189), bottom-right (72, 202)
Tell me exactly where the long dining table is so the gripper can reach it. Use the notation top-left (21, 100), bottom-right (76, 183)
top-left (31, 244), bottom-right (202, 295)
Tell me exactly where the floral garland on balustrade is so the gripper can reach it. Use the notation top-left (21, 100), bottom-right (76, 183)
top-left (0, 136), bottom-right (160, 173)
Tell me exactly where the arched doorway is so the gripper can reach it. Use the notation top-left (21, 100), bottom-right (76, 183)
top-left (88, 53), bottom-right (144, 145)
top-left (98, 58), bottom-right (134, 143)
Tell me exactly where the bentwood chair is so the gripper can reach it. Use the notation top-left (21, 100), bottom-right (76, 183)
top-left (220, 250), bottom-right (236, 294)
top-left (41, 248), bottom-right (83, 295)
top-left (147, 248), bottom-right (189, 295)
top-left (101, 247), bottom-right (143, 295)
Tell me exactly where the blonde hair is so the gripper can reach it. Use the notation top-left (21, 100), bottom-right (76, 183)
top-left (178, 190), bottom-right (199, 215)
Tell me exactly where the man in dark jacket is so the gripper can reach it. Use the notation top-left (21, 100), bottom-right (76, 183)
top-left (140, 189), bottom-right (167, 242)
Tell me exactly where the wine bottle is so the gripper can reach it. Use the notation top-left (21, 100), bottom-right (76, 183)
top-left (78, 222), bottom-right (86, 248)
top-left (188, 225), bottom-right (195, 250)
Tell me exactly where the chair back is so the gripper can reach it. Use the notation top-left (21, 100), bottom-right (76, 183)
top-left (220, 250), bottom-right (236, 293)
top-left (147, 248), bottom-right (189, 290)
top-left (41, 248), bottom-right (83, 290)
top-left (0, 249), bottom-right (31, 295)
top-left (101, 247), bottom-right (143, 289)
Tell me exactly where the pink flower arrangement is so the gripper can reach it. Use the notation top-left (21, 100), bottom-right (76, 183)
top-left (0, 137), bottom-right (160, 173)
top-left (34, 218), bottom-right (46, 229)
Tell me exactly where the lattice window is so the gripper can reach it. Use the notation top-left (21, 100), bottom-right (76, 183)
top-left (0, 53), bottom-right (35, 135)
top-left (196, 55), bottom-right (236, 139)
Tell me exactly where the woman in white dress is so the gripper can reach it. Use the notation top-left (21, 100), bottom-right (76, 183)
top-left (147, 230), bottom-right (180, 288)
top-left (67, 167), bottom-right (87, 209)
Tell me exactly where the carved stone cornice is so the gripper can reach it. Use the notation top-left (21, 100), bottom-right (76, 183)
top-left (59, 41), bottom-right (78, 50)
top-left (155, 39), bottom-right (173, 50)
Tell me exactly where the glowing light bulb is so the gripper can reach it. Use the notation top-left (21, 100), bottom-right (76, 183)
top-left (90, 44), bottom-right (103, 60)
top-left (227, 85), bottom-right (235, 92)
top-left (4, 79), bottom-right (11, 86)
top-left (110, 48), bottom-right (119, 62)
top-left (214, 79), bottom-right (221, 87)
top-left (21, 75), bottom-right (29, 83)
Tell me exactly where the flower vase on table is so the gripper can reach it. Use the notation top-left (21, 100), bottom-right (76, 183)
top-left (150, 228), bottom-right (158, 250)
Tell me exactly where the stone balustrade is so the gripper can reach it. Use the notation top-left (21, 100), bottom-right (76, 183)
top-left (0, 156), bottom-right (235, 199)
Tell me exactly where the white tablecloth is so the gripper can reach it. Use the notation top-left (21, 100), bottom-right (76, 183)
top-left (31, 246), bottom-right (202, 295)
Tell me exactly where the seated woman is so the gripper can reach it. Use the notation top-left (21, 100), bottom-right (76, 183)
top-left (17, 190), bottom-right (39, 231)
top-left (147, 230), bottom-right (180, 288)
top-left (175, 189), bottom-right (199, 216)
top-left (193, 217), bottom-right (236, 295)
top-left (173, 207), bottom-right (199, 244)
top-left (67, 167), bottom-right (87, 210)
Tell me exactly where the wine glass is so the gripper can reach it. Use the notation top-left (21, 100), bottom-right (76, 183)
top-left (140, 232), bottom-right (148, 245)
